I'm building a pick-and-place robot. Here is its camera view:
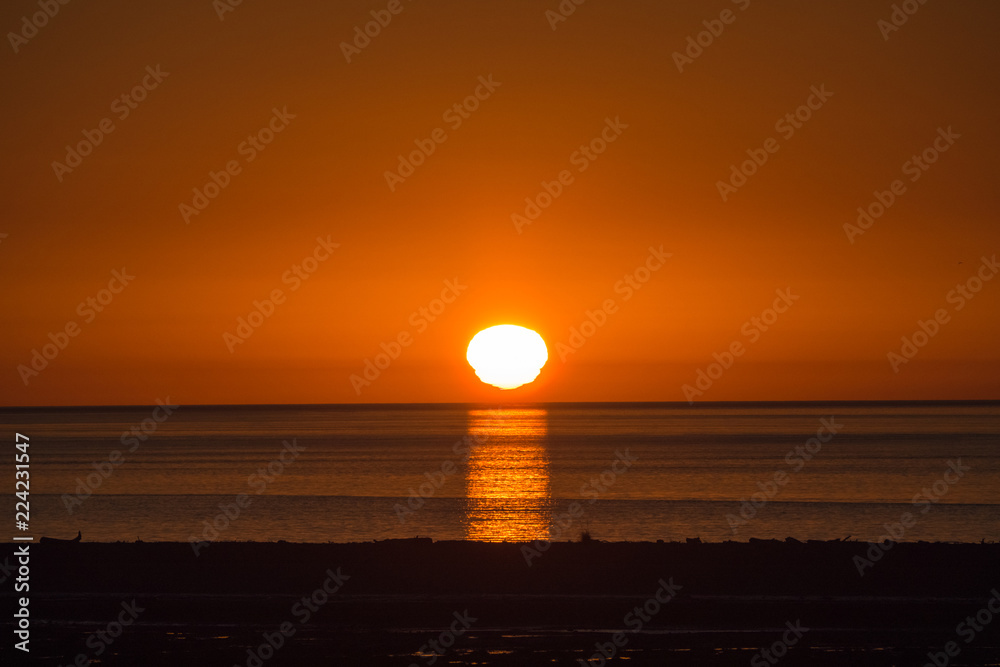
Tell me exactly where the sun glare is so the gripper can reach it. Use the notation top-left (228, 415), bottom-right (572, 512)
top-left (466, 325), bottom-right (548, 390)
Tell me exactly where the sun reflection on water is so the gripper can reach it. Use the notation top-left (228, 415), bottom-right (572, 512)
top-left (463, 408), bottom-right (551, 542)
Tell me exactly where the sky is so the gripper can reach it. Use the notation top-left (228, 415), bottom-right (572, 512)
top-left (1, 0), bottom-right (998, 405)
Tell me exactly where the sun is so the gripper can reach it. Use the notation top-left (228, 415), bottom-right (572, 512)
top-left (466, 325), bottom-right (548, 390)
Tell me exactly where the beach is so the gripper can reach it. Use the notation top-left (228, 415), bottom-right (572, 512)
top-left (7, 538), bottom-right (1000, 665)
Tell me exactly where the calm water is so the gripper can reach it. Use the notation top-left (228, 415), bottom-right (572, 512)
top-left (4, 403), bottom-right (999, 544)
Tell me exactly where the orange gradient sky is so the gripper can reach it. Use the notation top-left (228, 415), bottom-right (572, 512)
top-left (1, 0), bottom-right (998, 405)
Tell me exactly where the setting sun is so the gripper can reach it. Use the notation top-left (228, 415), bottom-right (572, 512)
top-left (466, 325), bottom-right (548, 390)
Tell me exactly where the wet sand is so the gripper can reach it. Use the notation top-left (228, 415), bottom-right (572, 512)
top-left (5, 539), bottom-right (1000, 665)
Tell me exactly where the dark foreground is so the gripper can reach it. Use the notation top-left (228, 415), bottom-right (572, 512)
top-left (3, 539), bottom-right (1000, 665)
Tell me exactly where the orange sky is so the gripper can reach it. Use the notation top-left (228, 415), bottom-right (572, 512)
top-left (2, 0), bottom-right (998, 405)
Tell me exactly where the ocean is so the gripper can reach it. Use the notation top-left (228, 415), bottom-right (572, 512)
top-left (5, 402), bottom-right (999, 545)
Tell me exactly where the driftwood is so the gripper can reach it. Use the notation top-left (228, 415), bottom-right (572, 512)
top-left (39, 530), bottom-right (81, 545)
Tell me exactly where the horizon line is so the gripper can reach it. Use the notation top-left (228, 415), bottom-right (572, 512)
top-left (2, 399), bottom-right (999, 410)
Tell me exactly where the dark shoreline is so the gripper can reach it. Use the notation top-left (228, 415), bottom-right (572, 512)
top-left (4, 539), bottom-right (1000, 665)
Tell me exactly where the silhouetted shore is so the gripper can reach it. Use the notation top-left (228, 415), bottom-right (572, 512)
top-left (5, 539), bottom-right (1000, 665)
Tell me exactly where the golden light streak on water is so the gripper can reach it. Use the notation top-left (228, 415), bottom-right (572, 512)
top-left (464, 408), bottom-right (551, 542)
